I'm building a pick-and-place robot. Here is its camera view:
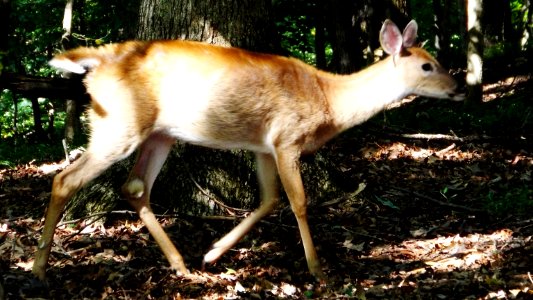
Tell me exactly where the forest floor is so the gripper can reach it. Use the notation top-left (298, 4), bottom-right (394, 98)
top-left (1, 75), bottom-right (532, 299)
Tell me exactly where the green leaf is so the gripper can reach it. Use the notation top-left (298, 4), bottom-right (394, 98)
top-left (376, 197), bottom-right (399, 210)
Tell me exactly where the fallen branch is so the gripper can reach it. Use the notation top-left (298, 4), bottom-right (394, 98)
top-left (390, 186), bottom-right (485, 213)
top-left (57, 210), bottom-right (245, 228)
top-left (401, 133), bottom-right (464, 141)
top-left (398, 133), bottom-right (498, 142)
top-left (58, 210), bottom-right (137, 226)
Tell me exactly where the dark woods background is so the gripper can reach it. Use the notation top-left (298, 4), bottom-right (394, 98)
top-left (0, 1), bottom-right (532, 299)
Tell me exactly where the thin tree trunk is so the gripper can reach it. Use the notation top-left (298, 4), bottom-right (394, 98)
top-left (526, 0), bottom-right (533, 49)
top-left (326, 0), bottom-right (364, 73)
top-left (392, 0), bottom-right (410, 15)
top-left (432, 0), bottom-right (451, 67)
top-left (61, 0), bottom-right (74, 48)
top-left (0, 0), bottom-right (10, 55)
top-left (503, 0), bottom-right (518, 54)
top-left (30, 97), bottom-right (45, 139)
top-left (314, 1), bottom-right (327, 70)
top-left (12, 93), bottom-right (18, 137)
top-left (61, 0), bottom-right (79, 144)
top-left (466, 0), bottom-right (484, 105)
top-left (64, 96), bottom-right (79, 143)
top-left (47, 101), bottom-right (55, 139)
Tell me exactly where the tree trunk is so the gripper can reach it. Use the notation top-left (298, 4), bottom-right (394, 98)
top-left (527, 0), bottom-right (533, 49)
top-left (0, 0), bottom-right (10, 59)
top-left (64, 96), bottom-right (79, 144)
top-left (67, 0), bottom-right (290, 218)
top-left (136, 0), bottom-right (276, 52)
top-left (432, 0), bottom-right (451, 67)
top-left (46, 101), bottom-right (55, 139)
top-left (12, 93), bottom-right (18, 137)
top-left (29, 97), bottom-right (45, 139)
top-left (61, 0), bottom-right (80, 144)
top-left (326, 0), bottom-right (365, 73)
top-left (502, 0), bottom-right (519, 55)
top-left (392, 0), bottom-right (410, 15)
top-left (466, 0), bottom-right (484, 105)
top-left (314, 1), bottom-right (327, 70)
top-left (61, 0), bottom-right (74, 49)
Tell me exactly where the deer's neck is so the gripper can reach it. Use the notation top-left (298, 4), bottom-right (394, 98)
top-left (319, 57), bottom-right (410, 132)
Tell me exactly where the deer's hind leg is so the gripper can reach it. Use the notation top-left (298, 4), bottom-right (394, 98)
top-left (121, 133), bottom-right (188, 274)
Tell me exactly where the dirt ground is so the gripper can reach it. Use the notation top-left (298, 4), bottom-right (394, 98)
top-left (1, 78), bottom-right (532, 299)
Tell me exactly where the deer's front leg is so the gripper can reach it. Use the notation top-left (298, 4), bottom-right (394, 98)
top-left (275, 148), bottom-right (324, 279)
top-left (203, 152), bottom-right (280, 265)
top-left (122, 134), bottom-right (188, 274)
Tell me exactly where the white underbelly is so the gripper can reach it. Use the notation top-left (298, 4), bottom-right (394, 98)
top-left (151, 63), bottom-right (273, 153)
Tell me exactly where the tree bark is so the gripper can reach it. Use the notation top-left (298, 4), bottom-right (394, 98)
top-left (136, 0), bottom-right (276, 52)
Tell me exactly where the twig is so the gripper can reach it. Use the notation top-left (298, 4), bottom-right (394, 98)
top-left (435, 143), bottom-right (456, 156)
top-left (55, 209), bottom-right (243, 243)
top-left (390, 132), bottom-right (498, 142)
top-left (187, 173), bottom-right (250, 215)
top-left (401, 133), bottom-right (464, 141)
top-left (57, 210), bottom-right (137, 226)
top-left (341, 225), bottom-right (387, 242)
top-left (63, 213), bottom-right (106, 243)
top-left (57, 209), bottom-right (247, 229)
top-left (319, 182), bottom-right (367, 207)
top-left (507, 218), bottom-right (533, 226)
top-left (389, 186), bottom-right (485, 213)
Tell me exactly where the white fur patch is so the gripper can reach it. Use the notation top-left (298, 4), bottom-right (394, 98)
top-left (49, 57), bottom-right (100, 74)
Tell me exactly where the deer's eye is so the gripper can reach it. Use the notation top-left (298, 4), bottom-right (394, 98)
top-left (422, 63), bottom-right (433, 72)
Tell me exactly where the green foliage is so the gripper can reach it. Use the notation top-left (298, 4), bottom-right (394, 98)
top-left (375, 90), bottom-right (532, 137)
top-left (1, 0), bottom-right (139, 159)
top-left (484, 186), bottom-right (533, 217)
top-left (0, 138), bottom-right (65, 167)
top-left (0, 88), bottom-right (68, 166)
top-left (278, 15), bottom-right (316, 64)
top-left (5, 0), bottom-right (140, 76)
top-left (6, 0), bottom-right (63, 75)
top-left (274, 0), bottom-right (332, 66)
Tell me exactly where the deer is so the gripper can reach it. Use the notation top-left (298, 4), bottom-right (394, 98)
top-left (32, 19), bottom-right (464, 281)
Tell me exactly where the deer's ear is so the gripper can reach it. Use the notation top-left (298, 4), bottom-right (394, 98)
top-left (379, 19), bottom-right (403, 55)
top-left (402, 20), bottom-right (418, 48)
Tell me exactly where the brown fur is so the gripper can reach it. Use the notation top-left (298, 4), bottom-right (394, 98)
top-left (33, 20), bottom-right (463, 280)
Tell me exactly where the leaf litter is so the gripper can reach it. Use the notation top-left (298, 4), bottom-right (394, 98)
top-left (1, 91), bottom-right (533, 299)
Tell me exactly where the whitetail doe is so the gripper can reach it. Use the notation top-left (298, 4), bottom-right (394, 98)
top-left (32, 19), bottom-right (463, 280)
